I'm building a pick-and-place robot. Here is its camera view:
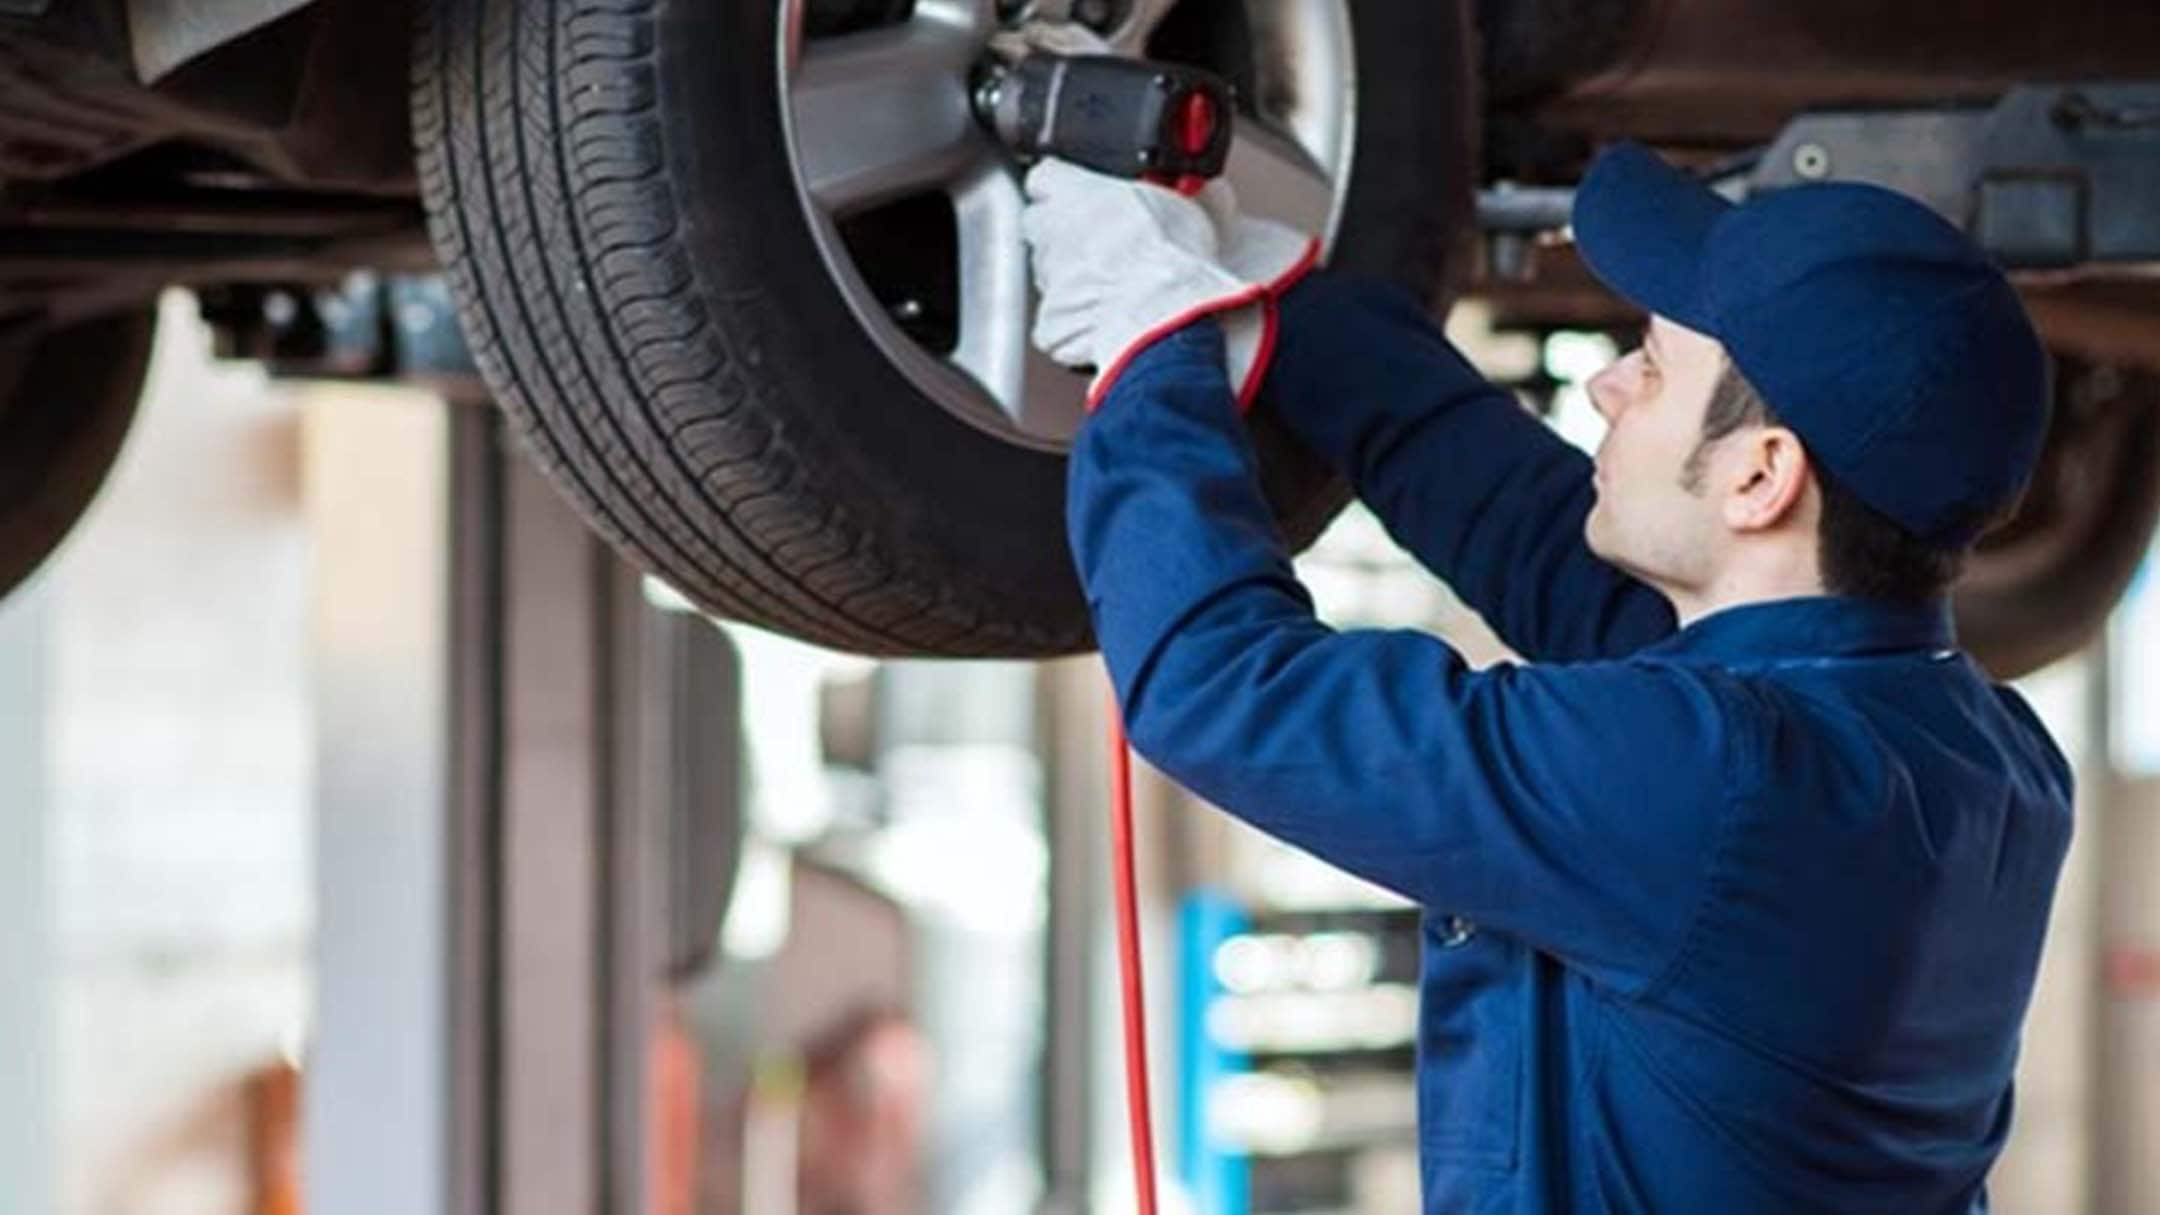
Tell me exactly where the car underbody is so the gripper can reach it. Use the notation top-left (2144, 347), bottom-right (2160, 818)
top-left (4, 0), bottom-right (2160, 672)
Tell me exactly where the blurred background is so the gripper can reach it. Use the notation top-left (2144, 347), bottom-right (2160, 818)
top-left (3, 288), bottom-right (2156, 1215)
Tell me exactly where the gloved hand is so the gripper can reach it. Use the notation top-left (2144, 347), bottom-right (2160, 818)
top-left (1022, 158), bottom-right (1266, 411)
top-left (986, 17), bottom-right (1114, 60)
top-left (1191, 178), bottom-right (1323, 408)
top-left (1196, 179), bottom-right (1323, 297)
top-left (999, 20), bottom-right (1322, 410)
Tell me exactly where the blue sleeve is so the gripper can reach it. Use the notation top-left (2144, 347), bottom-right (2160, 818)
top-left (1261, 271), bottom-right (1675, 663)
top-left (1069, 321), bottom-right (1733, 993)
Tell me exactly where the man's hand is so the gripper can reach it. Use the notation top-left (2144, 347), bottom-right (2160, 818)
top-left (1190, 179), bottom-right (1322, 409)
top-left (1021, 159), bottom-right (1262, 410)
top-left (985, 17), bottom-right (1116, 61)
top-left (1195, 179), bottom-right (1322, 298)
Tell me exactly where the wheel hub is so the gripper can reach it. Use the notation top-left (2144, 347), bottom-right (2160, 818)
top-left (776, 0), bottom-right (1356, 449)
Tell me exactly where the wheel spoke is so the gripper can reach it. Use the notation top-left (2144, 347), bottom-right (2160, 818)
top-left (949, 164), bottom-right (1030, 407)
top-left (949, 164), bottom-right (1089, 436)
top-left (789, 18), bottom-right (986, 215)
top-left (1222, 117), bottom-right (1337, 240)
top-left (781, 0), bottom-right (1356, 448)
top-left (1013, 338), bottom-right (1089, 438)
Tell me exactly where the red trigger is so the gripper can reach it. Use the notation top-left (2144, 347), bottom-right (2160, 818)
top-left (1176, 91), bottom-right (1216, 157)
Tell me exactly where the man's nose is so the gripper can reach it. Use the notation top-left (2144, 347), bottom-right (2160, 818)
top-left (1587, 360), bottom-right (1629, 423)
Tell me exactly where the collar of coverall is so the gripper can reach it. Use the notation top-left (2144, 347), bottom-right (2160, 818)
top-left (1637, 595), bottom-right (1957, 665)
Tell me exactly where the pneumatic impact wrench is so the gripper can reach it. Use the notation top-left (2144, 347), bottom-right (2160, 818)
top-left (972, 49), bottom-right (1236, 192)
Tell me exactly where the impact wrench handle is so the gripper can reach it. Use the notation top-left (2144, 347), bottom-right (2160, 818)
top-left (974, 51), bottom-right (1235, 195)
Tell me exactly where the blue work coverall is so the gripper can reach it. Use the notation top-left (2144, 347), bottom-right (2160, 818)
top-left (1066, 272), bottom-right (2074, 1213)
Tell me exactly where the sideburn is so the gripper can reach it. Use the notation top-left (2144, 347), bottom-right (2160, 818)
top-left (1682, 362), bottom-right (1775, 495)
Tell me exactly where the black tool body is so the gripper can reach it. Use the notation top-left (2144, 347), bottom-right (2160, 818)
top-left (974, 53), bottom-right (1235, 185)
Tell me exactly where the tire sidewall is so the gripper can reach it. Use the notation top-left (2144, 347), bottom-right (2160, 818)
top-left (0, 309), bottom-right (155, 599)
top-left (563, 0), bottom-right (1479, 651)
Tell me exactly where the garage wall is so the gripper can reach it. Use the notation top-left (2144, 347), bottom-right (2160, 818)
top-left (1986, 655), bottom-right (2100, 1212)
top-left (0, 583), bottom-right (53, 1215)
top-left (2099, 775), bottom-right (2160, 1215)
top-left (39, 292), bottom-right (315, 1214)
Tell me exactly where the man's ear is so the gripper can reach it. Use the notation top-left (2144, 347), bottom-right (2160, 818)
top-left (1721, 426), bottom-right (1813, 533)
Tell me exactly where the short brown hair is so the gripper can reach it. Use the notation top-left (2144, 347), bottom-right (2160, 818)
top-left (1689, 363), bottom-right (1968, 603)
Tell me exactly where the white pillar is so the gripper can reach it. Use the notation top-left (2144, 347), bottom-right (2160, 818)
top-left (302, 388), bottom-right (453, 1215)
top-left (0, 582), bottom-right (51, 1215)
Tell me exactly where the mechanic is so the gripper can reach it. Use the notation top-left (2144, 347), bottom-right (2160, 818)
top-left (1021, 140), bottom-right (2073, 1212)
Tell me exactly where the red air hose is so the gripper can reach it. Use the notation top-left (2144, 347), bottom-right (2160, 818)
top-left (1107, 701), bottom-right (1161, 1215)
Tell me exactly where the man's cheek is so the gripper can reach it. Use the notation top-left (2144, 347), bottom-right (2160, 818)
top-left (1583, 497), bottom-right (1610, 556)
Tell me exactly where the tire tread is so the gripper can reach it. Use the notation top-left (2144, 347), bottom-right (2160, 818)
top-left (416, 0), bottom-right (1007, 652)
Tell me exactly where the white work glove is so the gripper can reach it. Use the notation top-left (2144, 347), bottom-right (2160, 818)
top-left (1000, 21), bottom-right (1322, 409)
top-left (1191, 179), bottom-right (1323, 408)
top-left (1021, 158), bottom-right (1266, 411)
top-left (1196, 179), bottom-right (1323, 297)
top-left (986, 18), bottom-right (1115, 61)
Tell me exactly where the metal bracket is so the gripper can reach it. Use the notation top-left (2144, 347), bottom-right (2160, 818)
top-left (1754, 82), bottom-right (2160, 269)
top-left (1475, 81), bottom-right (2160, 276)
top-left (196, 272), bottom-right (488, 401)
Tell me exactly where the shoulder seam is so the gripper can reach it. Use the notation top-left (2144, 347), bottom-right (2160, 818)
top-left (1626, 666), bottom-right (1764, 1005)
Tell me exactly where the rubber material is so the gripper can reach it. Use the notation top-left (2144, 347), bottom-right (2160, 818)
top-left (0, 308), bottom-right (156, 601)
top-left (1954, 364), bottom-right (2160, 678)
top-left (1107, 699), bottom-right (1160, 1215)
top-left (412, 0), bottom-right (1478, 657)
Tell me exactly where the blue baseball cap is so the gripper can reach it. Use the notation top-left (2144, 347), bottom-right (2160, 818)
top-left (1570, 141), bottom-right (2050, 547)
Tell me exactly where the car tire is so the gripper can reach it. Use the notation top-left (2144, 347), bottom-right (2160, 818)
top-left (1955, 360), bottom-right (2160, 680)
top-left (0, 308), bottom-right (156, 601)
top-left (411, 0), bottom-right (1477, 655)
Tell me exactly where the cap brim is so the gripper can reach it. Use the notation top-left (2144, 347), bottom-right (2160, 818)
top-left (1570, 141), bottom-right (1732, 334)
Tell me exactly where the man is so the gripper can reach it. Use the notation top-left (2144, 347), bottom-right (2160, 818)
top-left (1022, 140), bottom-right (2073, 1212)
